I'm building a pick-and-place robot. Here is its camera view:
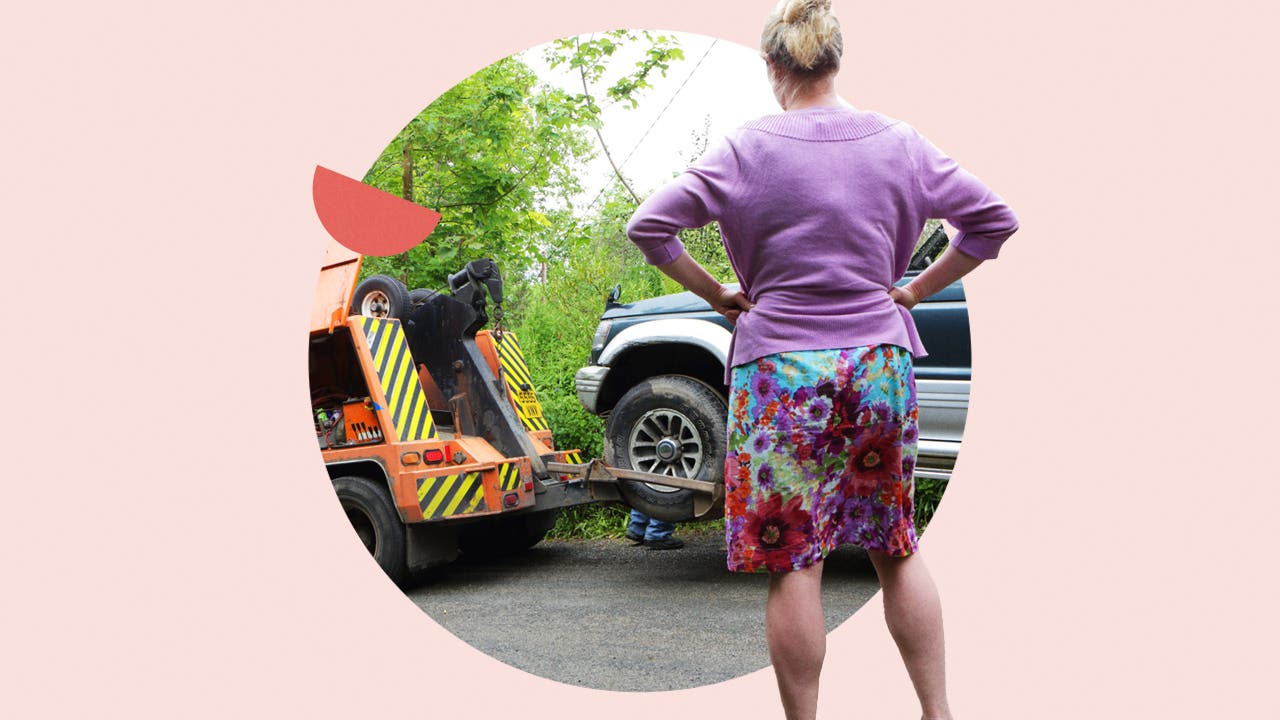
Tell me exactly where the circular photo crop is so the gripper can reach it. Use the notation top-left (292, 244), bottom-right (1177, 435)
top-left (307, 30), bottom-right (969, 691)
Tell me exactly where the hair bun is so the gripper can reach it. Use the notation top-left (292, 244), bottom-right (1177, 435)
top-left (782, 0), bottom-right (833, 25)
top-left (763, 0), bottom-right (842, 74)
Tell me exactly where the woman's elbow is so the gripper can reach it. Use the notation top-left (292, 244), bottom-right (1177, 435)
top-left (1002, 206), bottom-right (1020, 238)
top-left (624, 213), bottom-right (644, 241)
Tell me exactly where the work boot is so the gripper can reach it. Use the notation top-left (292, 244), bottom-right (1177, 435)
top-left (645, 537), bottom-right (684, 550)
top-left (624, 530), bottom-right (645, 545)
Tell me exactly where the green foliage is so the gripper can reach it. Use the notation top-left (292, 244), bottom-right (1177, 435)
top-left (672, 222), bottom-right (735, 288)
top-left (547, 504), bottom-right (632, 540)
top-left (546, 31), bottom-right (685, 110)
top-left (360, 56), bottom-right (593, 292)
top-left (547, 504), bottom-right (726, 540)
top-left (914, 478), bottom-right (948, 533)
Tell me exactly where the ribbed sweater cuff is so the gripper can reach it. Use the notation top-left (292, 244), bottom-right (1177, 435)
top-left (639, 238), bottom-right (685, 266)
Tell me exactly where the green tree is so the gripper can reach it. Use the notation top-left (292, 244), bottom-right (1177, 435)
top-left (545, 31), bottom-right (684, 204)
top-left (360, 56), bottom-right (593, 291)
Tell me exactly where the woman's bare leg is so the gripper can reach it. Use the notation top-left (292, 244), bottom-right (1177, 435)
top-left (766, 561), bottom-right (826, 720)
top-left (867, 549), bottom-right (952, 720)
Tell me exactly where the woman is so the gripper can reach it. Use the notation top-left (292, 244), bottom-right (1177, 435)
top-left (625, 2), bottom-right (1018, 718)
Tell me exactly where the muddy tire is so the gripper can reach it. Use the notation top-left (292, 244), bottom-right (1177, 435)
top-left (332, 475), bottom-right (410, 585)
top-left (350, 275), bottom-right (410, 319)
top-left (605, 375), bottom-right (727, 523)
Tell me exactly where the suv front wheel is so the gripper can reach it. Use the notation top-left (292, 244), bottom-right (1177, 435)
top-left (604, 374), bottom-right (727, 522)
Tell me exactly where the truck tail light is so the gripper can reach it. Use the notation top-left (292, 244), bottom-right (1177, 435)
top-left (423, 449), bottom-right (445, 464)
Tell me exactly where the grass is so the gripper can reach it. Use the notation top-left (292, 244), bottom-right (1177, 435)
top-left (913, 478), bottom-right (948, 534)
top-left (547, 480), bottom-right (948, 540)
top-left (548, 503), bottom-right (725, 540)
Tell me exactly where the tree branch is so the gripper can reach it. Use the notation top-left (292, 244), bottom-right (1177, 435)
top-left (433, 156), bottom-right (546, 210)
top-left (576, 37), bottom-right (641, 204)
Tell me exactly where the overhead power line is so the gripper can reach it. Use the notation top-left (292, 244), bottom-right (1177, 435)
top-left (584, 38), bottom-right (719, 212)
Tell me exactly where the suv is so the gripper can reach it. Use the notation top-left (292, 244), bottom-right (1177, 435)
top-left (574, 228), bottom-right (970, 522)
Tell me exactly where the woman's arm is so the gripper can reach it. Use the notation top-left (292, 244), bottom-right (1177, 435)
top-left (892, 127), bottom-right (1019, 308)
top-left (654, 252), bottom-right (753, 324)
top-left (626, 136), bottom-right (740, 265)
top-left (890, 245), bottom-right (984, 309)
top-left (626, 135), bottom-right (751, 323)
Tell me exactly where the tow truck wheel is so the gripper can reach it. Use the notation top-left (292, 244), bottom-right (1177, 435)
top-left (350, 275), bottom-right (410, 319)
top-left (332, 475), bottom-right (410, 585)
top-left (605, 375), bottom-right (727, 523)
top-left (408, 288), bottom-right (439, 305)
top-left (458, 509), bottom-right (560, 560)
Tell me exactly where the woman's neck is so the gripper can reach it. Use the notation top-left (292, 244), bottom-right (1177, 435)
top-left (786, 93), bottom-right (843, 110)
top-left (774, 73), bottom-right (844, 111)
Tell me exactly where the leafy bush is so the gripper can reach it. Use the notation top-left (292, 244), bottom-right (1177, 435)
top-left (914, 478), bottom-right (948, 533)
top-left (546, 504), bottom-right (726, 541)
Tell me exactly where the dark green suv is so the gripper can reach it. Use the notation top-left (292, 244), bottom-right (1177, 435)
top-left (574, 228), bottom-right (970, 522)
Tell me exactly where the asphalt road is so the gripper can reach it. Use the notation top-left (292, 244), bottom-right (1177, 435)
top-left (404, 533), bottom-right (882, 692)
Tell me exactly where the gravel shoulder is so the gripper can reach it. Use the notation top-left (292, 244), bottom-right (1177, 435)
top-left (404, 533), bottom-right (881, 691)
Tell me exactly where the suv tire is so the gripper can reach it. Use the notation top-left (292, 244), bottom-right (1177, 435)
top-left (605, 374), bottom-right (727, 522)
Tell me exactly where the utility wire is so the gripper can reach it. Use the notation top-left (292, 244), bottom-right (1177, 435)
top-left (583, 38), bottom-right (719, 212)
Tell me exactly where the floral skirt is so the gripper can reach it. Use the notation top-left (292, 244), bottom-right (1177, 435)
top-left (725, 345), bottom-right (919, 573)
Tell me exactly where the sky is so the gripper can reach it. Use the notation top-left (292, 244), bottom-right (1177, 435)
top-left (519, 31), bottom-right (781, 212)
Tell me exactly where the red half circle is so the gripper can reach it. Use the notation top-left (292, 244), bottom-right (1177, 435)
top-left (312, 165), bottom-right (441, 257)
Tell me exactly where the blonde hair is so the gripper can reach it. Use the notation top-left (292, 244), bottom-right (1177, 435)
top-left (761, 0), bottom-right (843, 75)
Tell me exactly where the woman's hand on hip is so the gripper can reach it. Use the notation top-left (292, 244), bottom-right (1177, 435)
top-left (713, 286), bottom-right (754, 325)
top-left (653, 252), bottom-right (752, 324)
top-left (888, 285), bottom-right (919, 310)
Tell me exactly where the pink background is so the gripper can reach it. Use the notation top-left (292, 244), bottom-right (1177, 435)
top-left (5, 0), bottom-right (1278, 717)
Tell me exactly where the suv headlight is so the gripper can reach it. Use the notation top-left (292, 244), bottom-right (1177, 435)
top-left (591, 320), bottom-right (614, 354)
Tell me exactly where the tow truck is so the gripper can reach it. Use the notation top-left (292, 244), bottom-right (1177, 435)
top-left (309, 240), bottom-right (722, 583)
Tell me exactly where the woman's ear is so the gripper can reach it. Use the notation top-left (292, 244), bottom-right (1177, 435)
top-left (763, 54), bottom-right (782, 82)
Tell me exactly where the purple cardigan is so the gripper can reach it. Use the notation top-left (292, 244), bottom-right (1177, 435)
top-left (626, 105), bottom-right (1018, 381)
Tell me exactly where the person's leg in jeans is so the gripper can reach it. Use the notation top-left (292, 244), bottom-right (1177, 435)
top-left (625, 509), bottom-right (650, 543)
top-left (643, 516), bottom-right (682, 549)
top-left (625, 509), bottom-right (683, 549)
top-left (644, 517), bottom-right (674, 541)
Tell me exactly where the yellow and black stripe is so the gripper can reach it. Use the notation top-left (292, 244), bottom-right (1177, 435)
top-left (498, 462), bottom-right (521, 492)
top-left (360, 317), bottom-right (437, 442)
top-left (494, 333), bottom-right (549, 432)
top-left (560, 451), bottom-right (583, 465)
top-left (417, 471), bottom-right (486, 519)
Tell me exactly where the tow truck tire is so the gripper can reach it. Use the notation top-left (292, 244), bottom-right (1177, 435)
top-left (605, 374), bottom-right (727, 523)
top-left (457, 509), bottom-right (560, 560)
top-left (350, 275), bottom-right (410, 320)
top-left (409, 288), bottom-right (439, 305)
top-left (332, 475), bottom-right (410, 585)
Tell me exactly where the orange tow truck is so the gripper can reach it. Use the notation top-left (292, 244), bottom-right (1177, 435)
top-left (309, 241), bottom-right (721, 583)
